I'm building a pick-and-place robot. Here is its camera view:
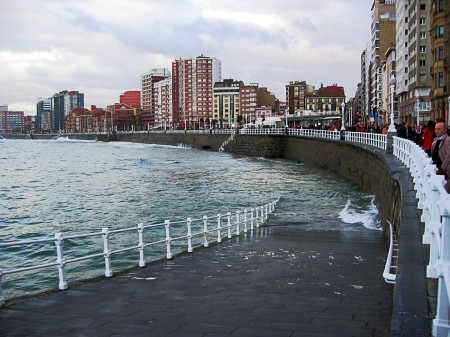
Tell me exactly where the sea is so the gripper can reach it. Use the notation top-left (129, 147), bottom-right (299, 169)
top-left (0, 138), bottom-right (381, 301)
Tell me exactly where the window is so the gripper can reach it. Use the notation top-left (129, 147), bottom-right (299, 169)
top-left (420, 18), bottom-right (427, 25)
top-left (420, 46), bottom-right (426, 53)
top-left (420, 32), bottom-right (426, 39)
top-left (438, 72), bottom-right (444, 87)
top-left (419, 59), bottom-right (426, 67)
top-left (420, 4), bottom-right (426, 10)
top-left (439, 0), bottom-right (444, 11)
top-left (439, 26), bottom-right (444, 38)
top-left (439, 46), bottom-right (444, 60)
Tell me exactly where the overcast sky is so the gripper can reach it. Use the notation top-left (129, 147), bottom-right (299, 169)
top-left (1, 0), bottom-right (370, 116)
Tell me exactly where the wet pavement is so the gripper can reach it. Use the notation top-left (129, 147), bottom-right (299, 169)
top-left (0, 225), bottom-right (392, 337)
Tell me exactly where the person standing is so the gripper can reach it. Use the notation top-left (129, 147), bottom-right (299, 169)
top-left (422, 120), bottom-right (436, 156)
top-left (431, 121), bottom-right (450, 193)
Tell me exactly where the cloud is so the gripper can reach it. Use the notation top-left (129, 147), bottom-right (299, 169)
top-left (0, 0), bottom-right (370, 115)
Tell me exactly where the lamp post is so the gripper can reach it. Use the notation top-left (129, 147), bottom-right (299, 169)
top-left (416, 96), bottom-right (420, 128)
top-left (340, 101), bottom-right (345, 131)
top-left (388, 74), bottom-right (397, 133)
top-left (110, 109), bottom-right (113, 133)
top-left (447, 96), bottom-right (450, 124)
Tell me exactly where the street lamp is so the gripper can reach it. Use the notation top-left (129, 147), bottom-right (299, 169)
top-left (447, 96), bottom-right (450, 124)
top-left (340, 101), bottom-right (345, 131)
top-left (110, 109), bottom-right (113, 133)
top-left (388, 74), bottom-right (397, 133)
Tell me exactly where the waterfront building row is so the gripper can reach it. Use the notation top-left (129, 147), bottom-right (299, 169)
top-left (357, 0), bottom-right (450, 127)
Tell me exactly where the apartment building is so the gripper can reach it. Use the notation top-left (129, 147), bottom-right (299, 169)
top-left (153, 78), bottom-right (172, 129)
top-left (0, 111), bottom-right (24, 133)
top-left (120, 91), bottom-right (141, 108)
top-left (213, 78), bottom-right (243, 128)
top-left (172, 55), bottom-right (222, 129)
top-left (50, 91), bottom-right (84, 131)
top-left (36, 98), bottom-right (51, 131)
top-left (239, 84), bottom-right (259, 123)
top-left (305, 85), bottom-right (346, 113)
top-left (140, 68), bottom-right (170, 130)
top-left (285, 81), bottom-right (315, 114)
top-left (370, 0), bottom-right (396, 124)
top-left (430, 0), bottom-right (450, 122)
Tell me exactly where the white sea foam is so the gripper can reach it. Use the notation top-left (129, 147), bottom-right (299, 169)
top-left (55, 136), bottom-right (96, 143)
top-left (339, 196), bottom-right (381, 230)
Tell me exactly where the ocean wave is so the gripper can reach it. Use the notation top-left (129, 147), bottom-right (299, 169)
top-left (339, 196), bottom-right (381, 230)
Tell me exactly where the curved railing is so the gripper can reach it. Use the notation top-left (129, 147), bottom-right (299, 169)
top-left (392, 136), bottom-right (450, 336)
top-left (0, 199), bottom-right (280, 305)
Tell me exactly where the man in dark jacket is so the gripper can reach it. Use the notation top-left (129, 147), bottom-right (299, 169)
top-left (431, 121), bottom-right (450, 193)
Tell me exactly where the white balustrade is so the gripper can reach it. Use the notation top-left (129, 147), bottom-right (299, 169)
top-left (0, 199), bottom-right (279, 305)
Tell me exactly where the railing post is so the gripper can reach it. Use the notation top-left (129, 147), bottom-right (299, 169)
top-left (137, 223), bottom-right (145, 267)
top-left (187, 217), bottom-right (193, 253)
top-left (217, 214), bottom-right (222, 242)
top-left (243, 209), bottom-right (248, 233)
top-left (227, 211), bottom-right (232, 238)
top-left (203, 215), bottom-right (209, 247)
top-left (101, 228), bottom-right (113, 278)
top-left (236, 210), bottom-right (241, 235)
top-left (265, 204), bottom-right (269, 220)
top-left (255, 207), bottom-right (260, 227)
top-left (54, 233), bottom-right (68, 289)
top-left (164, 220), bottom-right (172, 259)
top-left (0, 271), bottom-right (3, 306)
top-left (432, 198), bottom-right (450, 336)
top-left (250, 208), bottom-right (255, 230)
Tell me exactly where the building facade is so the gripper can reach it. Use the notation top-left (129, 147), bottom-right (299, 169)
top-left (36, 98), bottom-right (51, 131)
top-left (430, 0), bottom-right (450, 123)
top-left (0, 111), bottom-right (24, 133)
top-left (172, 55), bottom-right (222, 129)
top-left (285, 81), bottom-right (315, 115)
top-left (394, 0), bottom-right (433, 126)
top-left (140, 68), bottom-right (170, 130)
top-left (120, 91), bottom-right (141, 108)
top-left (213, 79), bottom-right (243, 128)
top-left (153, 78), bottom-right (173, 129)
top-left (51, 91), bottom-right (84, 131)
top-left (371, 0), bottom-right (396, 124)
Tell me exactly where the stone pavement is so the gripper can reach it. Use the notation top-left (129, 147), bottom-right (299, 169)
top-left (0, 225), bottom-right (393, 337)
top-left (0, 226), bottom-right (393, 337)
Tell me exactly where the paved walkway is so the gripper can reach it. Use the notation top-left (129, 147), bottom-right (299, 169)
top-left (0, 225), bottom-right (392, 337)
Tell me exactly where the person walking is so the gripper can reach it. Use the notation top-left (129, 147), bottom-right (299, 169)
top-left (431, 121), bottom-right (450, 193)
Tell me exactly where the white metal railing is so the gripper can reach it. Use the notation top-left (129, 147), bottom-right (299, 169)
top-left (392, 136), bottom-right (450, 337)
top-left (345, 131), bottom-right (388, 150)
top-left (0, 199), bottom-right (279, 305)
top-left (287, 128), bottom-right (341, 140)
top-left (383, 220), bottom-right (398, 284)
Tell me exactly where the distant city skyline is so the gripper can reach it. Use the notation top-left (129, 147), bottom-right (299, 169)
top-left (0, 0), bottom-right (370, 116)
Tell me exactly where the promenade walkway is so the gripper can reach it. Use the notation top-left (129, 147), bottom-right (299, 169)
top-left (0, 225), bottom-right (392, 337)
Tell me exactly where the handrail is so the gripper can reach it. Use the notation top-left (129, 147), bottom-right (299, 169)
top-left (392, 136), bottom-right (450, 336)
top-left (383, 221), bottom-right (397, 284)
top-left (0, 198), bottom-right (280, 305)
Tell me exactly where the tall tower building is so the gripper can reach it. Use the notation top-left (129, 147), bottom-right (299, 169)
top-left (51, 91), bottom-right (84, 131)
top-left (172, 55), bottom-right (222, 129)
top-left (370, 0), bottom-right (396, 124)
top-left (395, 0), bottom-right (432, 125)
top-left (36, 98), bottom-right (51, 130)
top-left (153, 78), bottom-right (173, 129)
top-left (430, 0), bottom-right (450, 123)
top-left (140, 68), bottom-right (170, 129)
